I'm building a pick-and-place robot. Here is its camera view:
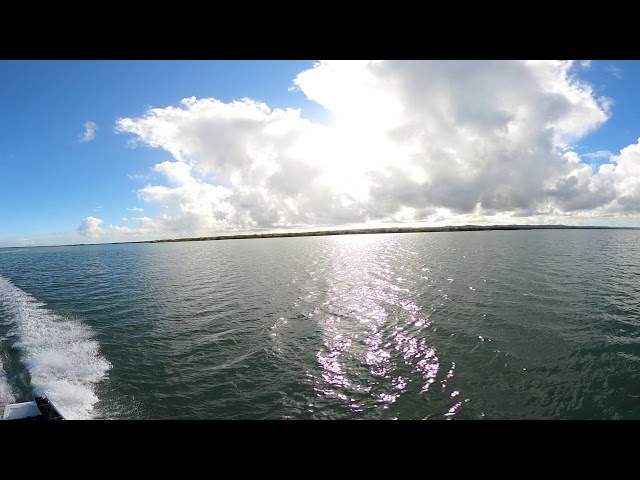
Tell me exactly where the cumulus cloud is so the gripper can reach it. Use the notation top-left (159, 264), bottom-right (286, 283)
top-left (103, 60), bottom-right (640, 239)
top-left (79, 121), bottom-right (97, 143)
top-left (77, 216), bottom-right (104, 238)
top-left (607, 139), bottom-right (640, 211)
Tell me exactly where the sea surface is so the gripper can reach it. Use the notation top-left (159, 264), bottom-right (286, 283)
top-left (1, 229), bottom-right (639, 420)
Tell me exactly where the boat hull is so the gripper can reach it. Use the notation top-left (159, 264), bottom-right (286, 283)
top-left (2, 395), bottom-right (65, 420)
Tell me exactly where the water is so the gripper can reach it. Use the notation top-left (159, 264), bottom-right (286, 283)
top-left (0, 229), bottom-right (639, 420)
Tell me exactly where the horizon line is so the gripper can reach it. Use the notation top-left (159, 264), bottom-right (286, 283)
top-left (4, 223), bottom-right (639, 250)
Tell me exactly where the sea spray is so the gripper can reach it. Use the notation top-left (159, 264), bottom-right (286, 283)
top-left (0, 361), bottom-right (16, 408)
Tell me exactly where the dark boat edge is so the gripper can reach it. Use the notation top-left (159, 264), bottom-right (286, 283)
top-left (34, 395), bottom-right (65, 420)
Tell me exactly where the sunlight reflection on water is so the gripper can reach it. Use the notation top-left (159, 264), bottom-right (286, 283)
top-left (297, 234), bottom-right (457, 417)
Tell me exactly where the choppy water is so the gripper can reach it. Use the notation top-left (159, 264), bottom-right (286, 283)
top-left (1, 229), bottom-right (639, 420)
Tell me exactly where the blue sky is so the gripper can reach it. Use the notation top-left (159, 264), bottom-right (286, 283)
top-left (1, 60), bottom-right (639, 247)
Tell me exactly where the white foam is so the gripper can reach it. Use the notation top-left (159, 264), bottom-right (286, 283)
top-left (0, 275), bottom-right (112, 419)
top-left (0, 361), bottom-right (17, 407)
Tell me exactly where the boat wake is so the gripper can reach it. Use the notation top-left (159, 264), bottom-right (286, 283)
top-left (0, 274), bottom-right (111, 420)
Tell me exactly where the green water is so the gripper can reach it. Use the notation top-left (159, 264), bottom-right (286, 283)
top-left (1, 229), bottom-right (639, 419)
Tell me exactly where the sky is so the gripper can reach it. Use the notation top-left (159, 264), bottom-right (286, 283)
top-left (2, 59), bottom-right (640, 247)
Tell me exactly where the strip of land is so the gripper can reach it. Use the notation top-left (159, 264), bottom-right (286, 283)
top-left (80, 224), bottom-right (638, 247)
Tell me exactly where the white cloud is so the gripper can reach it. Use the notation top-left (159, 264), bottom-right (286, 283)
top-left (103, 60), bottom-right (640, 240)
top-left (77, 216), bottom-right (104, 238)
top-left (582, 151), bottom-right (614, 160)
top-left (79, 121), bottom-right (97, 143)
top-left (606, 64), bottom-right (623, 80)
top-left (127, 174), bottom-right (147, 180)
top-left (127, 207), bottom-right (144, 212)
top-left (606, 139), bottom-right (640, 211)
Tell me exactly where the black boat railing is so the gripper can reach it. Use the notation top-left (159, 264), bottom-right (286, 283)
top-left (34, 395), bottom-right (65, 420)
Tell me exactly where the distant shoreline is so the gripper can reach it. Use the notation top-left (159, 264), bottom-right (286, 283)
top-left (50, 224), bottom-right (639, 248)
